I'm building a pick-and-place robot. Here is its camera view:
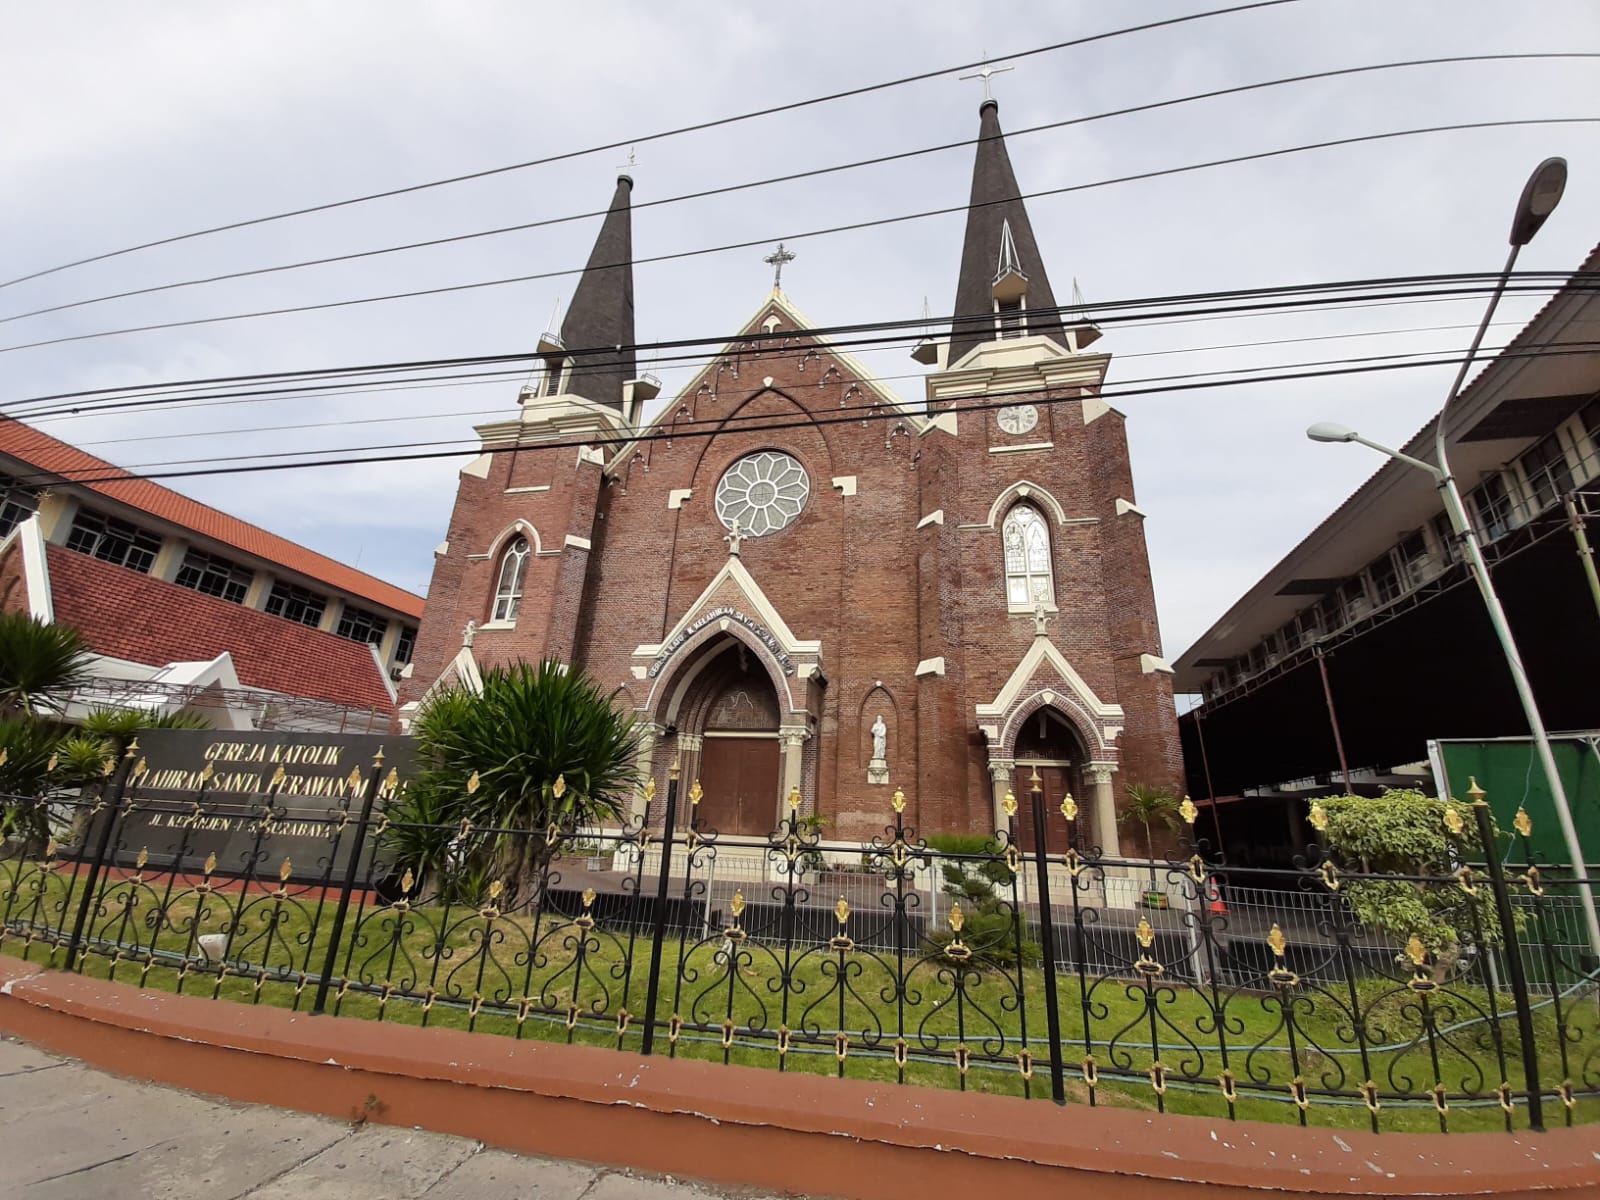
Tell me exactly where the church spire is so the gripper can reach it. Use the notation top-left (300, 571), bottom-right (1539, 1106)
top-left (945, 98), bottom-right (1071, 368)
top-left (551, 175), bottom-right (636, 411)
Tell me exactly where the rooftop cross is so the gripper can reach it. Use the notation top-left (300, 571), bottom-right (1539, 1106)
top-left (958, 61), bottom-right (1014, 102)
top-left (763, 243), bottom-right (796, 290)
top-left (617, 145), bottom-right (637, 176)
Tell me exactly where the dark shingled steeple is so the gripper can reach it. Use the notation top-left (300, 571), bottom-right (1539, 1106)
top-left (555, 176), bottom-right (636, 410)
top-left (946, 99), bottom-right (1069, 367)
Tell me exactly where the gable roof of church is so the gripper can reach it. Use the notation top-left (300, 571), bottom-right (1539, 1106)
top-left (557, 175), bottom-right (636, 411)
top-left (946, 99), bottom-right (1070, 367)
top-left (603, 288), bottom-right (924, 474)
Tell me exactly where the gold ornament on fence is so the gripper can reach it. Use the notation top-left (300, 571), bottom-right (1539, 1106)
top-left (892, 789), bottom-right (906, 814)
top-left (46, 753), bottom-right (58, 772)
top-left (643, 776), bottom-right (657, 803)
top-left (400, 868), bottom-right (415, 894)
top-left (689, 780), bottom-right (704, 806)
top-left (949, 903), bottom-right (965, 934)
top-left (1466, 776), bottom-right (1486, 804)
top-left (582, 887), bottom-right (596, 909)
top-left (1060, 794), bottom-right (1078, 823)
top-left (1135, 917), bottom-right (1155, 949)
top-left (345, 766), bottom-right (362, 793)
top-left (270, 765), bottom-right (287, 790)
top-left (1444, 806), bottom-right (1465, 836)
top-left (279, 858), bottom-right (293, 883)
top-left (1309, 801), bottom-right (1328, 832)
top-left (834, 896), bottom-right (850, 925)
top-left (1002, 791), bottom-right (1017, 818)
top-left (99, 756), bottom-right (115, 778)
top-left (787, 786), bottom-right (802, 811)
top-left (1405, 933), bottom-right (1428, 968)
top-left (729, 891), bottom-right (746, 919)
top-left (466, 770), bottom-right (481, 795)
top-left (203, 852), bottom-right (218, 876)
top-left (1267, 923), bottom-right (1287, 958)
top-left (1179, 796), bottom-right (1198, 825)
top-left (382, 768), bottom-right (400, 797)
top-left (552, 774), bottom-right (567, 799)
top-left (1514, 806), bottom-right (1533, 838)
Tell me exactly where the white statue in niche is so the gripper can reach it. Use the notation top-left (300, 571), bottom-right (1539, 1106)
top-left (867, 713), bottom-right (889, 785)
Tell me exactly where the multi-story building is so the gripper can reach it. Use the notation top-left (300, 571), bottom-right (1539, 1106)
top-left (1174, 242), bottom-right (1600, 856)
top-left (0, 419), bottom-right (423, 728)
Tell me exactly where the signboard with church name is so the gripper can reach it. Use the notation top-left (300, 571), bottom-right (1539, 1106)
top-left (107, 730), bottom-right (415, 883)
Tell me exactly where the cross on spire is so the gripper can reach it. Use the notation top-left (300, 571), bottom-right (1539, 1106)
top-left (617, 145), bottom-right (637, 175)
top-left (763, 243), bottom-right (796, 290)
top-left (959, 61), bottom-right (1014, 102)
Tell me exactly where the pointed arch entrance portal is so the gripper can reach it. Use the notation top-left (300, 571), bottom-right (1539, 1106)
top-left (682, 640), bottom-right (782, 836)
top-left (1011, 707), bottom-right (1085, 852)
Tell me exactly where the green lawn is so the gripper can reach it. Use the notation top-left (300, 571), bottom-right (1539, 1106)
top-left (4, 855), bottom-right (1596, 1134)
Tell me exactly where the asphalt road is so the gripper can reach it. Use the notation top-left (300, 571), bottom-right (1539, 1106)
top-left (0, 1037), bottom-right (788, 1200)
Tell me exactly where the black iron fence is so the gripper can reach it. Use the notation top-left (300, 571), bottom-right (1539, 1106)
top-left (3, 751), bottom-right (1599, 1134)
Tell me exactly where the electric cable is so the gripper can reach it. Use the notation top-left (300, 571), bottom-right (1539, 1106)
top-left (7, 269), bottom-right (1587, 418)
top-left (0, 0), bottom-right (1300, 291)
top-left (7, 51), bottom-right (1593, 327)
top-left (5, 116), bottom-right (1595, 356)
top-left (12, 339), bottom-right (1597, 491)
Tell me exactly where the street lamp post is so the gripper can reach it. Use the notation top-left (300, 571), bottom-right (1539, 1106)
top-left (1306, 157), bottom-right (1600, 960)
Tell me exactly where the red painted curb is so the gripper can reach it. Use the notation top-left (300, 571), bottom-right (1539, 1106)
top-left (1, 957), bottom-right (1596, 1198)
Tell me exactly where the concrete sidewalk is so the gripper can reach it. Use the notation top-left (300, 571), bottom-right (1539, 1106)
top-left (0, 1037), bottom-right (790, 1199)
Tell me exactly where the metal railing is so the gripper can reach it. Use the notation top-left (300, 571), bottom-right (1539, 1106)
top-left (3, 759), bottom-right (1597, 1134)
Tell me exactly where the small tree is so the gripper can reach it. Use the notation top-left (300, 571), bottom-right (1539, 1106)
top-left (395, 659), bottom-right (641, 904)
top-left (925, 833), bottom-right (1040, 968)
top-left (1120, 783), bottom-right (1180, 887)
top-left (1313, 789), bottom-right (1504, 977)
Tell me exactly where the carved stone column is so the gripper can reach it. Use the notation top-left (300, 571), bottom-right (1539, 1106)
top-left (987, 757), bottom-right (1016, 834)
top-left (678, 734), bottom-right (705, 796)
top-left (631, 722), bottom-right (662, 821)
top-left (1089, 763), bottom-right (1121, 856)
top-left (779, 726), bottom-right (809, 812)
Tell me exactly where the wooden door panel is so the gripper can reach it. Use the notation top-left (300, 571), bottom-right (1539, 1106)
top-left (1012, 766), bottom-right (1078, 853)
top-left (697, 737), bottom-right (780, 837)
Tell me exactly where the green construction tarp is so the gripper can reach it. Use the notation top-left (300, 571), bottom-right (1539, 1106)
top-left (1430, 734), bottom-right (1600, 865)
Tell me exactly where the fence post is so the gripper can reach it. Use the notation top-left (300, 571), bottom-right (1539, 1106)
top-left (62, 746), bottom-right (137, 972)
top-left (311, 749), bottom-right (388, 1016)
top-left (639, 760), bottom-right (680, 1055)
top-left (1028, 770), bottom-right (1068, 1105)
top-left (1472, 797), bottom-right (1544, 1131)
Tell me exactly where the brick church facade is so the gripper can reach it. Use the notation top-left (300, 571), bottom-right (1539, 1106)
top-left (404, 98), bottom-right (1182, 849)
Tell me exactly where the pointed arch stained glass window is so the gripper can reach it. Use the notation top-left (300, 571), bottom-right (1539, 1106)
top-left (1003, 503), bottom-right (1054, 608)
top-left (715, 451), bottom-right (810, 537)
top-left (492, 536), bottom-right (530, 622)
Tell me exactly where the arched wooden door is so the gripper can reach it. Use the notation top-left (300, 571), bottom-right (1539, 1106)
top-left (1010, 707), bottom-right (1087, 852)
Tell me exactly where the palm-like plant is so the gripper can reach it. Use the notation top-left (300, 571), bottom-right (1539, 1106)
top-left (0, 612), bottom-right (92, 716)
top-left (399, 659), bottom-right (641, 903)
top-left (1119, 782), bottom-right (1181, 887)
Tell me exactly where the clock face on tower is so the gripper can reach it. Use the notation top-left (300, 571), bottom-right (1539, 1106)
top-left (996, 404), bottom-right (1039, 436)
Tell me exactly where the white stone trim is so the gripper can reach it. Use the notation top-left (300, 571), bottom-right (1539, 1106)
top-left (434, 541), bottom-right (450, 557)
top-left (1114, 498), bottom-right (1147, 518)
top-left (577, 446), bottom-right (605, 467)
top-left (1140, 653), bottom-right (1175, 676)
top-left (923, 410), bottom-right (958, 437)
top-left (1082, 396), bottom-right (1111, 424)
top-left (988, 441), bottom-right (1054, 455)
top-left (9, 516), bottom-right (53, 623)
top-left (976, 639), bottom-right (1125, 728)
top-left (503, 485), bottom-right (550, 495)
top-left (461, 454), bottom-right (493, 479)
top-left (668, 488), bottom-right (693, 510)
top-left (484, 520), bottom-right (544, 560)
top-left (982, 480), bottom-right (1069, 529)
top-left (831, 476), bottom-right (857, 497)
top-left (915, 510), bottom-right (944, 530)
top-left (914, 656), bottom-right (946, 678)
top-left (368, 641), bottom-right (398, 703)
top-left (564, 534), bottom-right (592, 551)
top-left (480, 619), bottom-right (515, 631)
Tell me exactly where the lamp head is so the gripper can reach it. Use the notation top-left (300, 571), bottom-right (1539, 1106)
top-left (1306, 421), bottom-right (1359, 444)
top-left (1509, 157), bottom-right (1567, 247)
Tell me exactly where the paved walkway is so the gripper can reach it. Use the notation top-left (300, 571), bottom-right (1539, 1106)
top-left (0, 1037), bottom-right (789, 1199)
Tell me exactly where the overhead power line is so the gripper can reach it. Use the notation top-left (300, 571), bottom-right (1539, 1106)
top-left (0, 0), bottom-right (1299, 292)
top-left (59, 315), bottom-right (1534, 448)
top-left (78, 337), bottom-right (1600, 474)
top-left (5, 115), bottom-right (1594, 358)
top-left (6, 271), bottom-right (1587, 421)
top-left (13, 341), bottom-right (1598, 491)
top-left (7, 51), bottom-right (1593, 328)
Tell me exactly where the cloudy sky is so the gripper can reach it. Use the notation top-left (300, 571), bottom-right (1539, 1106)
top-left (4, 0), bottom-right (1598, 680)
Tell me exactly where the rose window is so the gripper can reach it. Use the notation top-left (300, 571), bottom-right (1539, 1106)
top-left (714, 451), bottom-right (810, 537)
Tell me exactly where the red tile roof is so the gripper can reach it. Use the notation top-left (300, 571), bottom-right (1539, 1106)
top-left (0, 419), bottom-right (423, 620)
top-left (46, 545), bottom-right (397, 713)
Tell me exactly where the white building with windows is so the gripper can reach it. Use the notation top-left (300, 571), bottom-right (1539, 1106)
top-left (0, 419), bottom-right (421, 727)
